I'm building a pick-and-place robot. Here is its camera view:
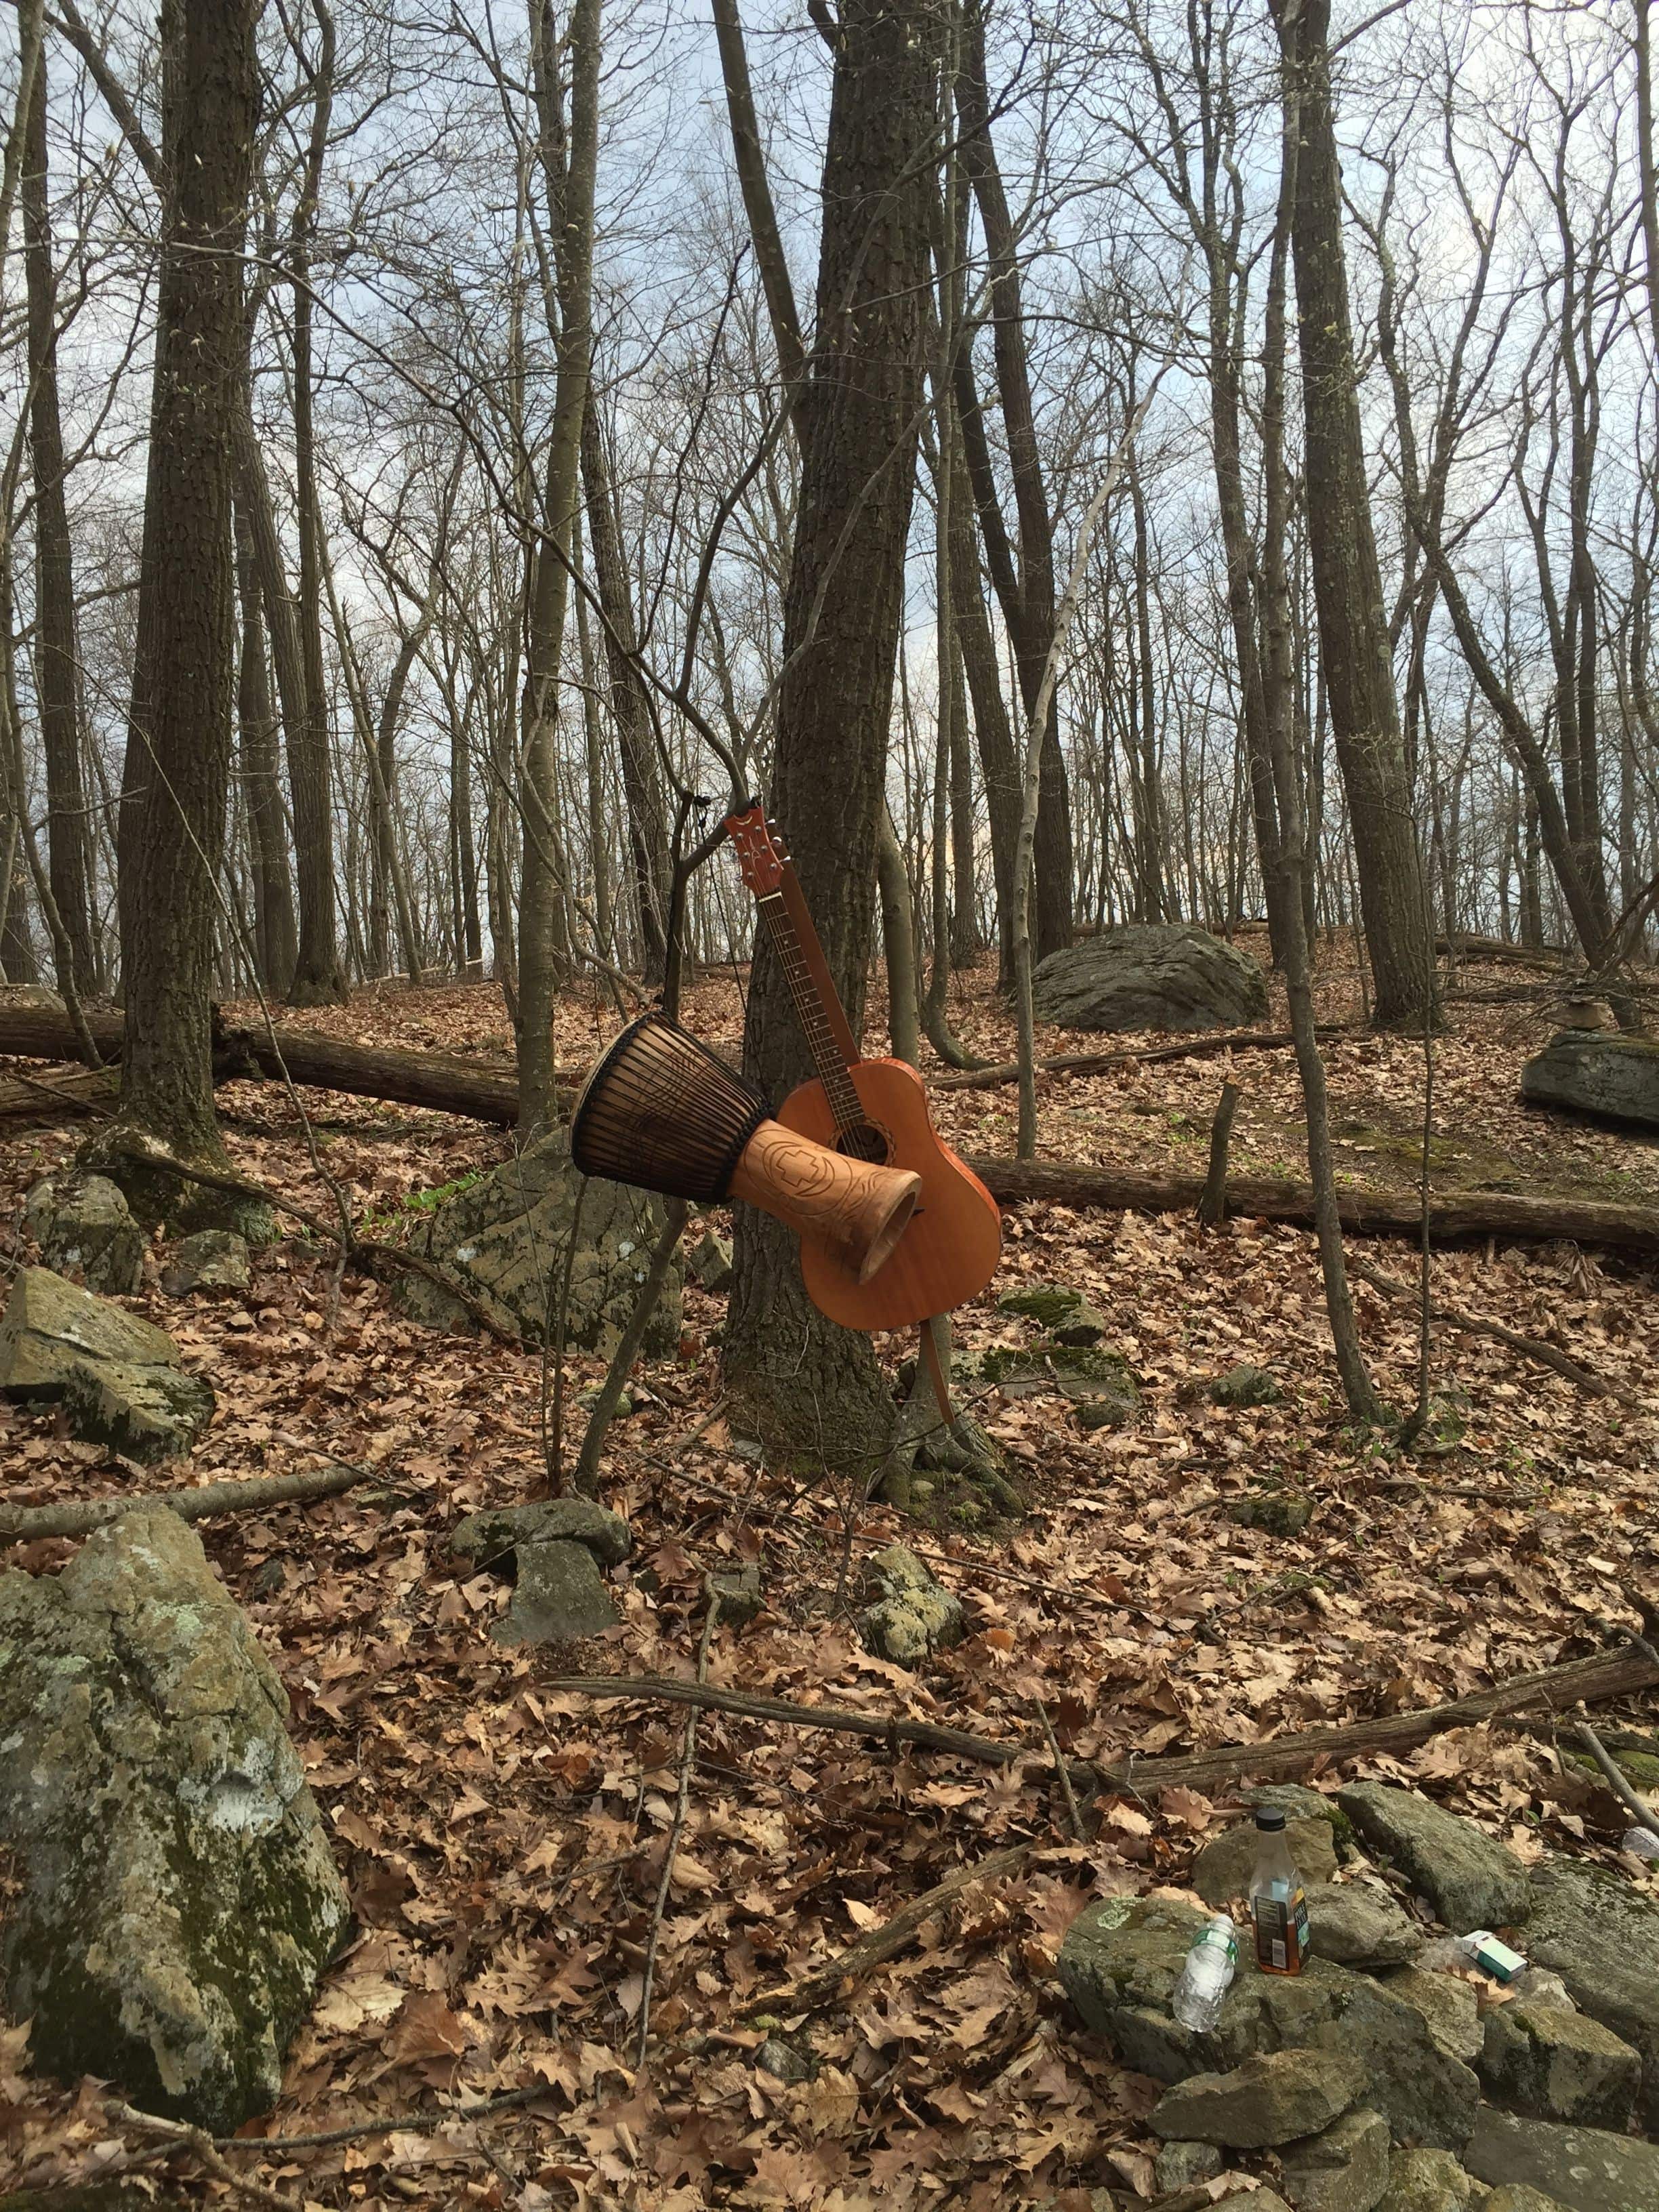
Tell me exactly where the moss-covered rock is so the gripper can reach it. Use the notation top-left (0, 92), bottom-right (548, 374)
top-left (857, 1545), bottom-right (964, 1666)
top-left (25, 1175), bottom-right (146, 1296)
top-left (0, 1267), bottom-right (213, 1462)
top-left (995, 1284), bottom-right (1109, 1343)
top-left (0, 1507), bottom-right (350, 2131)
top-left (395, 1128), bottom-right (680, 1355)
top-left (979, 1340), bottom-right (1141, 1428)
top-left (1208, 1361), bottom-right (1283, 1408)
top-left (1227, 1486), bottom-right (1312, 1538)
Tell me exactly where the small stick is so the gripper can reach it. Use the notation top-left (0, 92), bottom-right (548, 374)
top-left (736, 1841), bottom-right (1034, 2018)
top-left (0, 1460), bottom-right (368, 1544)
top-left (1349, 1254), bottom-right (1643, 1410)
top-left (1195, 1080), bottom-right (1242, 1228)
top-left (206, 2083), bottom-right (552, 2153)
top-left (1036, 1700), bottom-right (1087, 1841)
top-left (636, 1595), bottom-right (719, 2070)
top-left (1574, 1720), bottom-right (1659, 1835)
top-left (109, 2104), bottom-right (300, 2211)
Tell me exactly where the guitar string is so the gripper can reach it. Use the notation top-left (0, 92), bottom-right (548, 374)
top-left (757, 895), bottom-right (865, 1136)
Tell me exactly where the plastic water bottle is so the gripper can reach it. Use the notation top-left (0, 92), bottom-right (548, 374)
top-left (1172, 1913), bottom-right (1237, 2032)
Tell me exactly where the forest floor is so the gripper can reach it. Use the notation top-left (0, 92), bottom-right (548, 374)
top-left (1, 939), bottom-right (1657, 2210)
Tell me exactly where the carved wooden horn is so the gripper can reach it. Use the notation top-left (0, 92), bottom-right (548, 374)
top-left (728, 1122), bottom-right (920, 1284)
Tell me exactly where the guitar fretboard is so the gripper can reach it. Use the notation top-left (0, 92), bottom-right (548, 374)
top-left (758, 895), bottom-right (863, 1136)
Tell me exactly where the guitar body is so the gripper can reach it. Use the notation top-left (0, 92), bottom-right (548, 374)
top-left (775, 1057), bottom-right (1002, 1330)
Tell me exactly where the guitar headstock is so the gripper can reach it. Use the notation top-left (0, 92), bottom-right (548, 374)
top-left (724, 801), bottom-right (789, 897)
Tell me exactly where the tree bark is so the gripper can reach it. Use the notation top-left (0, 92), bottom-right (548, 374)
top-left (721, 0), bottom-right (939, 1462)
top-left (113, 0), bottom-right (259, 1168)
top-left (1271, 0), bottom-right (1434, 1033)
top-left (232, 493), bottom-right (297, 994)
top-left (284, 0), bottom-right (345, 1006)
top-left (22, 57), bottom-right (99, 999)
top-left (516, 0), bottom-right (600, 1137)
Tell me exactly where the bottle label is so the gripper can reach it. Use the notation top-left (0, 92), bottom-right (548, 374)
top-left (1252, 1885), bottom-right (1309, 1974)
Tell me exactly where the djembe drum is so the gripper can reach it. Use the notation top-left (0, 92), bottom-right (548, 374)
top-left (569, 1015), bottom-right (920, 1286)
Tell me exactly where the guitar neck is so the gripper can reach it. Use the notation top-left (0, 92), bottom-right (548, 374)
top-left (757, 886), bottom-right (865, 1135)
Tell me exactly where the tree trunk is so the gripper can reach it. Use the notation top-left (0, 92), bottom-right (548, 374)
top-left (284, 0), bottom-right (345, 1005)
top-left (581, 403), bottom-right (672, 983)
top-left (516, 0), bottom-right (600, 1137)
top-left (1271, 0), bottom-right (1434, 1033)
top-left (232, 493), bottom-right (296, 994)
top-left (722, 0), bottom-right (939, 1462)
top-left (947, 426), bottom-right (1019, 989)
top-left (22, 58), bottom-right (99, 1000)
top-left (955, 0), bottom-right (1070, 960)
top-left (114, 0), bottom-right (259, 1172)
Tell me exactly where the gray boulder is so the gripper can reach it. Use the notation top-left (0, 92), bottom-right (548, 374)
top-left (162, 1229), bottom-right (251, 1298)
top-left (0, 1263), bottom-right (174, 1392)
top-left (26, 1175), bottom-right (146, 1295)
top-left (1336, 1783), bottom-right (1530, 1931)
top-left (1279, 2109), bottom-right (1391, 2212)
top-left (686, 1227), bottom-right (734, 1294)
top-left (1381, 1966), bottom-right (1481, 2062)
top-left (857, 1545), bottom-right (964, 1667)
top-left (60, 1357), bottom-right (216, 1466)
top-left (491, 1538), bottom-right (618, 1645)
top-left (0, 1266), bottom-right (212, 1463)
top-left (1481, 2193), bottom-right (1570, 2212)
top-left (449, 1496), bottom-right (632, 1570)
top-left (1524, 1856), bottom-right (1659, 2126)
top-left (1520, 1031), bottom-right (1659, 1131)
top-left (1149, 2047), bottom-right (1365, 2147)
top-left (1209, 1362), bottom-right (1284, 1407)
top-left (1306, 1884), bottom-right (1425, 1970)
top-left (1192, 1817), bottom-right (1340, 1908)
top-left (1376, 2149), bottom-right (1473, 2212)
top-left (1479, 1996), bottom-right (1640, 2129)
top-left (0, 1507), bottom-right (349, 2129)
top-left (395, 1128), bottom-right (681, 1355)
top-left (1059, 1892), bottom-right (1476, 2139)
top-left (1032, 924), bottom-right (1269, 1032)
top-left (1463, 2108), bottom-right (1659, 2212)
top-left (1154, 2140), bottom-right (1223, 2189)
top-left (707, 1560), bottom-right (764, 1627)
top-left (1312, 1971), bottom-right (1481, 2150)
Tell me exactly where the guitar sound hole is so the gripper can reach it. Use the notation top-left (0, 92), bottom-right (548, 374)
top-left (836, 1121), bottom-right (890, 1166)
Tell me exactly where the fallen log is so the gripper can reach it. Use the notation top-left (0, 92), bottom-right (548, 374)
top-left (736, 1842), bottom-right (1035, 2018)
top-left (0, 1064), bottom-right (119, 1121)
top-left (0, 1002), bottom-right (566, 1126)
top-left (552, 1641), bottom-right (1658, 1801)
top-left (930, 1024), bottom-right (1346, 1092)
top-left (0, 1460), bottom-right (368, 1543)
top-left (968, 1155), bottom-right (1659, 1256)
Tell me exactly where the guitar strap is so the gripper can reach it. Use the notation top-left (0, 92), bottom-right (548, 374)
top-left (919, 1315), bottom-right (956, 1429)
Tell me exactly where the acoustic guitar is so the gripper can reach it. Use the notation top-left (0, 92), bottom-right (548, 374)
top-left (725, 802), bottom-right (1002, 1332)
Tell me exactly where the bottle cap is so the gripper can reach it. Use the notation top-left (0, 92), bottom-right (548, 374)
top-left (1254, 1807), bottom-right (1287, 1832)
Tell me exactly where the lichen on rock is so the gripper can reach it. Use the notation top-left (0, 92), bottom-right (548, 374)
top-left (0, 1506), bottom-right (350, 2130)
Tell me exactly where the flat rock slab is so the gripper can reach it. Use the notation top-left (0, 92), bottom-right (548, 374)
top-left (1376, 2148), bottom-right (1473, 2212)
top-left (60, 1357), bottom-right (215, 1465)
top-left (0, 1264), bottom-right (176, 1395)
top-left (1032, 924), bottom-right (1269, 1032)
top-left (397, 1129), bottom-right (681, 1355)
top-left (1523, 1856), bottom-right (1659, 2126)
top-left (1481, 2192), bottom-right (1572, 2212)
top-left (1149, 2047), bottom-right (1366, 2148)
top-left (1306, 1884), bottom-right (1424, 1970)
top-left (491, 1538), bottom-right (618, 1645)
top-left (1311, 1969), bottom-right (1481, 2150)
top-left (1278, 2107), bottom-right (1391, 2212)
top-left (449, 1497), bottom-right (632, 1569)
top-left (1336, 1782), bottom-right (1530, 1931)
top-left (1193, 1818), bottom-right (1339, 1910)
top-left (1480, 1996), bottom-right (1641, 2129)
top-left (1464, 2108), bottom-right (1659, 2212)
top-left (0, 1507), bottom-right (349, 2129)
top-left (1380, 1965), bottom-right (1481, 2063)
top-left (1521, 1030), bottom-right (1659, 1130)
